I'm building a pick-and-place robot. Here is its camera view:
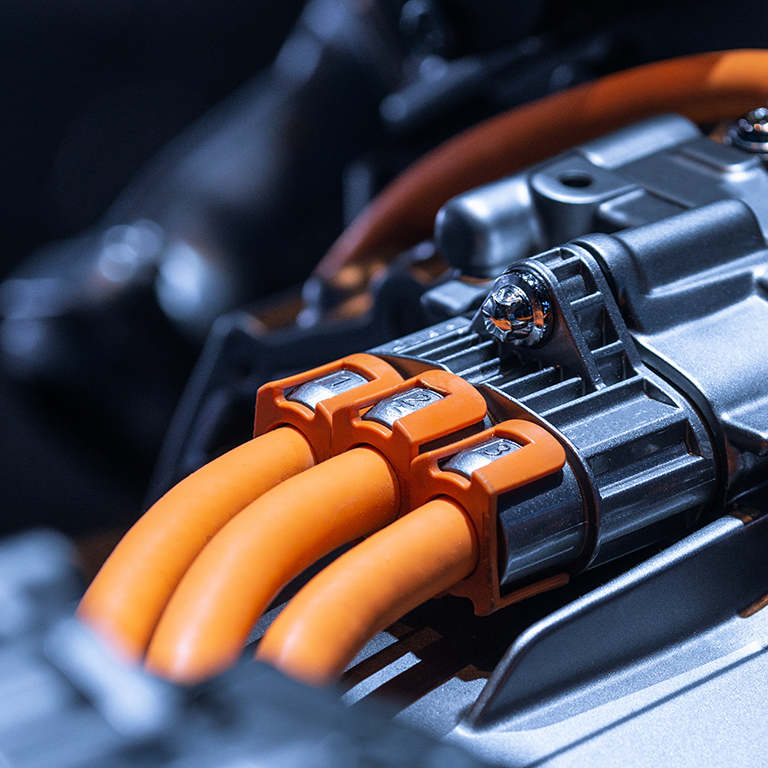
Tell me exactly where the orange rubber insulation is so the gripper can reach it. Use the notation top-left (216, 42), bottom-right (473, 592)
top-left (314, 49), bottom-right (768, 285)
top-left (255, 497), bottom-right (478, 686)
top-left (77, 426), bottom-right (316, 661)
top-left (145, 446), bottom-right (400, 684)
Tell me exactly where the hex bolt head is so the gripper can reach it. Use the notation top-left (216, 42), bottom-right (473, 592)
top-left (727, 107), bottom-right (768, 154)
top-left (479, 270), bottom-right (551, 346)
top-left (481, 284), bottom-right (532, 341)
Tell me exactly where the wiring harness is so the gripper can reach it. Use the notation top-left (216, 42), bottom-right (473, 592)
top-left (80, 49), bottom-right (768, 688)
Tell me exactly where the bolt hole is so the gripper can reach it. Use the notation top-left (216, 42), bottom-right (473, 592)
top-left (558, 172), bottom-right (594, 188)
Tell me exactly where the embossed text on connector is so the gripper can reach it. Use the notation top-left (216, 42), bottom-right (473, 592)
top-left (287, 370), bottom-right (369, 411)
top-left (363, 387), bottom-right (444, 427)
top-left (443, 437), bottom-right (520, 478)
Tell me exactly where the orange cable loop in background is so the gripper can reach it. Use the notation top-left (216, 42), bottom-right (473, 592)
top-left (315, 49), bottom-right (768, 288)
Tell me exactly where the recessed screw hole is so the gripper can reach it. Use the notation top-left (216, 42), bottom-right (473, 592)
top-left (558, 172), bottom-right (593, 188)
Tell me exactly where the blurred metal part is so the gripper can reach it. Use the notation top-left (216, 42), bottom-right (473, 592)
top-left (725, 106), bottom-right (768, 154)
top-left (0, 530), bottom-right (491, 768)
top-left (0, 530), bottom-right (79, 640)
top-left (399, 0), bottom-right (455, 56)
top-left (46, 620), bottom-right (179, 739)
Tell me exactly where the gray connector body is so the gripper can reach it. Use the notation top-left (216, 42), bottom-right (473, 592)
top-left (375, 115), bottom-right (768, 596)
top-left (434, 113), bottom-right (768, 278)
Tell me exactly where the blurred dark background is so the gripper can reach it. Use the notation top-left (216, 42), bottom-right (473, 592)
top-left (0, 0), bottom-right (305, 534)
top-left (1, 1), bottom-right (305, 269)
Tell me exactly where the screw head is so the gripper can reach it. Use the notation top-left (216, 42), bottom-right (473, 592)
top-left (479, 270), bottom-right (551, 345)
top-left (727, 107), bottom-right (768, 154)
top-left (482, 284), bottom-right (531, 339)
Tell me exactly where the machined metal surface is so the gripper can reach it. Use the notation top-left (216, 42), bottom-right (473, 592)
top-left (447, 511), bottom-right (768, 768)
top-left (435, 172), bottom-right (543, 277)
top-left (434, 114), bottom-right (768, 279)
top-left (583, 199), bottom-right (768, 493)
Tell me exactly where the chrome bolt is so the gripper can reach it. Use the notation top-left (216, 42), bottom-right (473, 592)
top-left (480, 270), bottom-right (551, 345)
top-left (482, 284), bottom-right (532, 338)
top-left (726, 107), bottom-right (768, 154)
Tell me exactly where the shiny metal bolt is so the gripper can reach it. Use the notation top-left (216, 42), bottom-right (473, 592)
top-left (482, 284), bottom-right (532, 337)
top-left (479, 270), bottom-right (551, 345)
top-left (726, 107), bottom-right (768, 154)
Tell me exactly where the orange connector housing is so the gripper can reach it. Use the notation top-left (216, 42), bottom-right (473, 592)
top-left (329, 368), bottom-right (488, 511)
top-left (256, 358), bottom-right (489, 513)
top-left (256, 357), bottom-right (567, 615)
top-left (411, 420), bottom-right (567, 615)
top-left (253, 353), bottom-right (403, 461)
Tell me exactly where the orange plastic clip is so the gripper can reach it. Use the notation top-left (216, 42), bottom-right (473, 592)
top-left (329, 369), bottom-right (488, 511)
top-left (410, 420), bottom-right (566, 614)
top-left (253, 353), bottom-right (403, 461)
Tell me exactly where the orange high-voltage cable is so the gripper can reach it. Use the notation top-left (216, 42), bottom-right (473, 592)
top-left (314, 49), bottom-right (768, 289)
top-left (256, 496), bottom-right (478, 686)
top-left (77, 426), bottom-right (316, 661)
top-left (145, 445), bottom-right (400, 684)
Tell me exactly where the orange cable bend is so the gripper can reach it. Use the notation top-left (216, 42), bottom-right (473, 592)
top-left (315, 49), bottom-right (768, 285)
top-left (255, 496), bottom-right (478, 686)
top-left (145, 446), bottom-right (400, 684)
top-left (77, 426), bottom-right (316, 661)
